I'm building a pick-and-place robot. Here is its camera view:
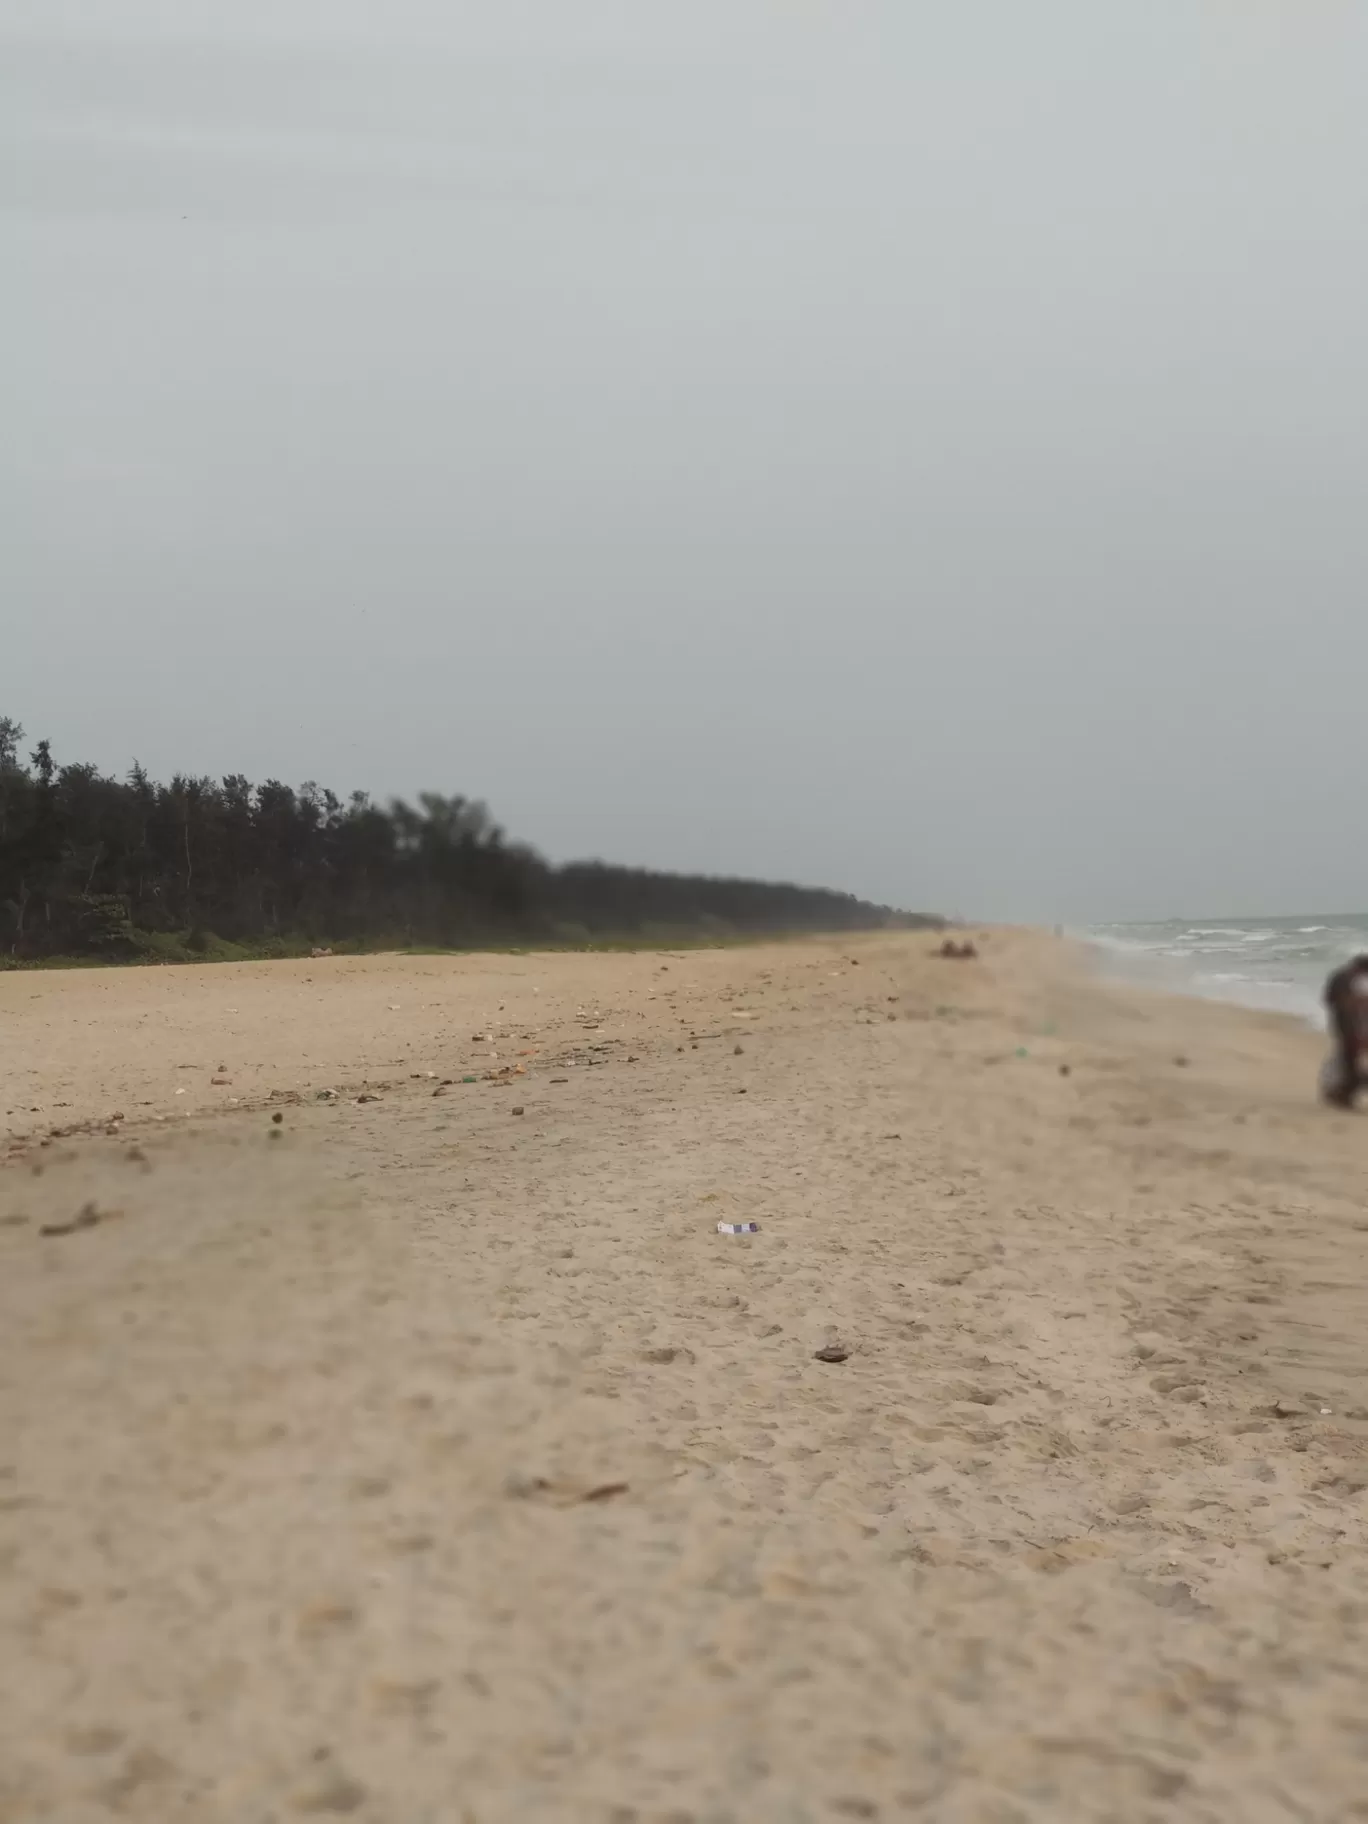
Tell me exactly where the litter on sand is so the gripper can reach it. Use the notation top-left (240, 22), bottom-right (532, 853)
top-left (40, 1201), bottom-right (112, 1239)
top-left (717, 1221), bottom-right (760, 1235)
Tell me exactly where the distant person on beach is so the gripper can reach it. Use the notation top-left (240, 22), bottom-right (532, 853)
top-left (1321, 955), bottom-right (1368, 1108)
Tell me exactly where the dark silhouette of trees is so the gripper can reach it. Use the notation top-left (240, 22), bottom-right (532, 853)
top-left (0, 718), bottom-right (932, 962)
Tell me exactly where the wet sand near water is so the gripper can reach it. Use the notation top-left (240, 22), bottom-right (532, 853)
top-left (2, 934), bottom-right (1366, 1822)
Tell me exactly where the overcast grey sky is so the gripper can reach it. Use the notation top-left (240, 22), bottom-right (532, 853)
top-left (4, 1), bottom-right (1366, 922)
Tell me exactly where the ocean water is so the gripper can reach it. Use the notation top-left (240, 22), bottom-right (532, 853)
top-left (1084, 914), bottom-right (1368, 1024)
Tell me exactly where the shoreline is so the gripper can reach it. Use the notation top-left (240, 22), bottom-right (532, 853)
top-left (1080, 933), bottom-right (1322, 1024)
top-left (1078, 914), bottom-right (1366, 1029)
top-left (2, 931), bottom-right (1365, 1819)
top-left (1082, 933), bottom-right (1324, 1026)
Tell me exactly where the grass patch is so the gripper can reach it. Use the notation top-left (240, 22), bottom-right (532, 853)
top-left (1, 923), bottom-right (888, 972)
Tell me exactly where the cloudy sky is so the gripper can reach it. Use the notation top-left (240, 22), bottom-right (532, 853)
top-left (5, 0), bottom-right (1366, 921)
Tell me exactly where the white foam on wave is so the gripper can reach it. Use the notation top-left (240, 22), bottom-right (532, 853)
top-left (1083, 931), bottom-right (1154, 958)
top-left (1190, 972), bottom-right (1321, 1021)
top-left (1083, 921), bottom-right (1338, 1027)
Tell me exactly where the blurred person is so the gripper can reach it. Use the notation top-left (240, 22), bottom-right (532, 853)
top-left (1321, 954), bottom-right (1368, 1109)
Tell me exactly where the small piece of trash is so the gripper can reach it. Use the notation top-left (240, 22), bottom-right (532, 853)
top-left (355, 1094), bottom-right (382, 1105)
top-left (40, 1202), bottom-right (110, 1239)
top-left (1321, 1407), bottom-right (1333, 1415)
top-left (175, 1087), bottom-right (187, 1096)
top-left (718, 1222), bottom-right (760, 1235)
top-left (511, 1106), bottom-right (525, 1117)
top-left (813, 1344), bottom-right (849, 1363)
top-left (504, 1473), bottom-right (629, 1506)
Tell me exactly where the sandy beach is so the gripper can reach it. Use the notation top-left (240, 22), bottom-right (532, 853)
top-left (1, 932), bottom-right (1365, 1823)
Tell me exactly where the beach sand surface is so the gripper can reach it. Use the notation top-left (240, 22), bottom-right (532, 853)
top-left (2, 933), bottom-right (1365, 1822)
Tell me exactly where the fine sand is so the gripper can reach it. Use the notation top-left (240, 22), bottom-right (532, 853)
top-left (1, 933), bottom-right (1365, 1823)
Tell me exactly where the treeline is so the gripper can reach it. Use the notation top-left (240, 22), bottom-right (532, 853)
top-left (0, 718), bottom-right (932, 962)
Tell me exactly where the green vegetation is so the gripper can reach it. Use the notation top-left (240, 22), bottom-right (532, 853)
top-left (0, 716), bottom-right (937, 967)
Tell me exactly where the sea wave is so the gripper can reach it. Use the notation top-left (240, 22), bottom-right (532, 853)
top-left (1084, 914), bottom-right (1367, 1025)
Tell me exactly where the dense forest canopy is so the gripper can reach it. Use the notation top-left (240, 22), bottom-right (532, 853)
top-left (0, 718), bottom-right (933, 962)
